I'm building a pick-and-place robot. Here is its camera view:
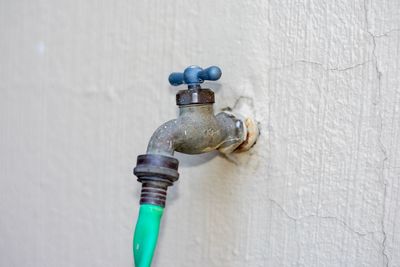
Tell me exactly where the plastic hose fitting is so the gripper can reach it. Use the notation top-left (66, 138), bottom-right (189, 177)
top-left (134, 154), bottom-right (179, 207)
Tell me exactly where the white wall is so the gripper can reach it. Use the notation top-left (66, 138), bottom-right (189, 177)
top-left (1, 0), bottom-right (400, 266)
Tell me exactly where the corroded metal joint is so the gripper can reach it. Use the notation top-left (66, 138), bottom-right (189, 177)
top-left (176, 88), bottom-right (215, 106)
top-left (133, 154), bottom-right (179, 207)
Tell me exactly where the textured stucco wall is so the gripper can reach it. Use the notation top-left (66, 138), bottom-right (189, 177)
top-left (1, 1), bottom-right (400, 266)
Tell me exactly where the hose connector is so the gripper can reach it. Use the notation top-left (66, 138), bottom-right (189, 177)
top-left (133, 154), bottom-right (179, 207)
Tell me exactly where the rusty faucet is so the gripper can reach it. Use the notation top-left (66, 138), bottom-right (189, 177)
top-left (132, 65), bottom-right (259, 267)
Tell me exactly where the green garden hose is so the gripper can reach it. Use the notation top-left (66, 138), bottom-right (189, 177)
top-left (133, 204), bottom-right (164, 267)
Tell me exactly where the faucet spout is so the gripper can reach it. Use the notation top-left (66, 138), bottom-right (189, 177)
top-left (146, 119), bottom-right (177, 156)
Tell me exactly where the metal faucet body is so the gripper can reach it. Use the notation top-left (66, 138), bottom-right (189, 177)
top-left (134, 65), bottom-right (255, 207)
top-left (147, 104), bottom-right (246, 156)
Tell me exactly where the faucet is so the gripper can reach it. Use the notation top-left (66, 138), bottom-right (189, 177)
top-left (132, 65), bottom-right (258, 267)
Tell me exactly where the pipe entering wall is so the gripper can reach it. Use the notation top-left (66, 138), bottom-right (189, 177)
top-left (132, 65), bottom-right (258, 266)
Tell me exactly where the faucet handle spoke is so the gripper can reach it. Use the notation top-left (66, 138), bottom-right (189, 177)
top-left (198, 66), bottom-right (222, 82)
top-left (168, 72), bottom-right (184, 86)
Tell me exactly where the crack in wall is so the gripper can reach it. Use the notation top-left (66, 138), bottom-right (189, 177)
top-left (265, 4), bottom-right (396, 262)
top-left (375, 29), bottom-right (400, 38)
top-left (268, 59), bottom-right (371, 74)
top-left (295, 60), bottom-right (372, 72)
top-left (269, 198), bottom-right (374, 238)
top-left (363, 0), bottom-right (390, 266)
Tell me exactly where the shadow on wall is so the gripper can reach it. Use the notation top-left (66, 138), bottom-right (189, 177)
top-left (175, 151), bottom-right (219, 167)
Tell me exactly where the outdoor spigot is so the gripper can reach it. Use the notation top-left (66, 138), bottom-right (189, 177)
top-left (132, 65), bottom-right (259, 267)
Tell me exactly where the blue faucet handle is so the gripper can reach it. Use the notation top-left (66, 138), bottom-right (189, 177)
top-left (169, 65), bottom-right (222, 87)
